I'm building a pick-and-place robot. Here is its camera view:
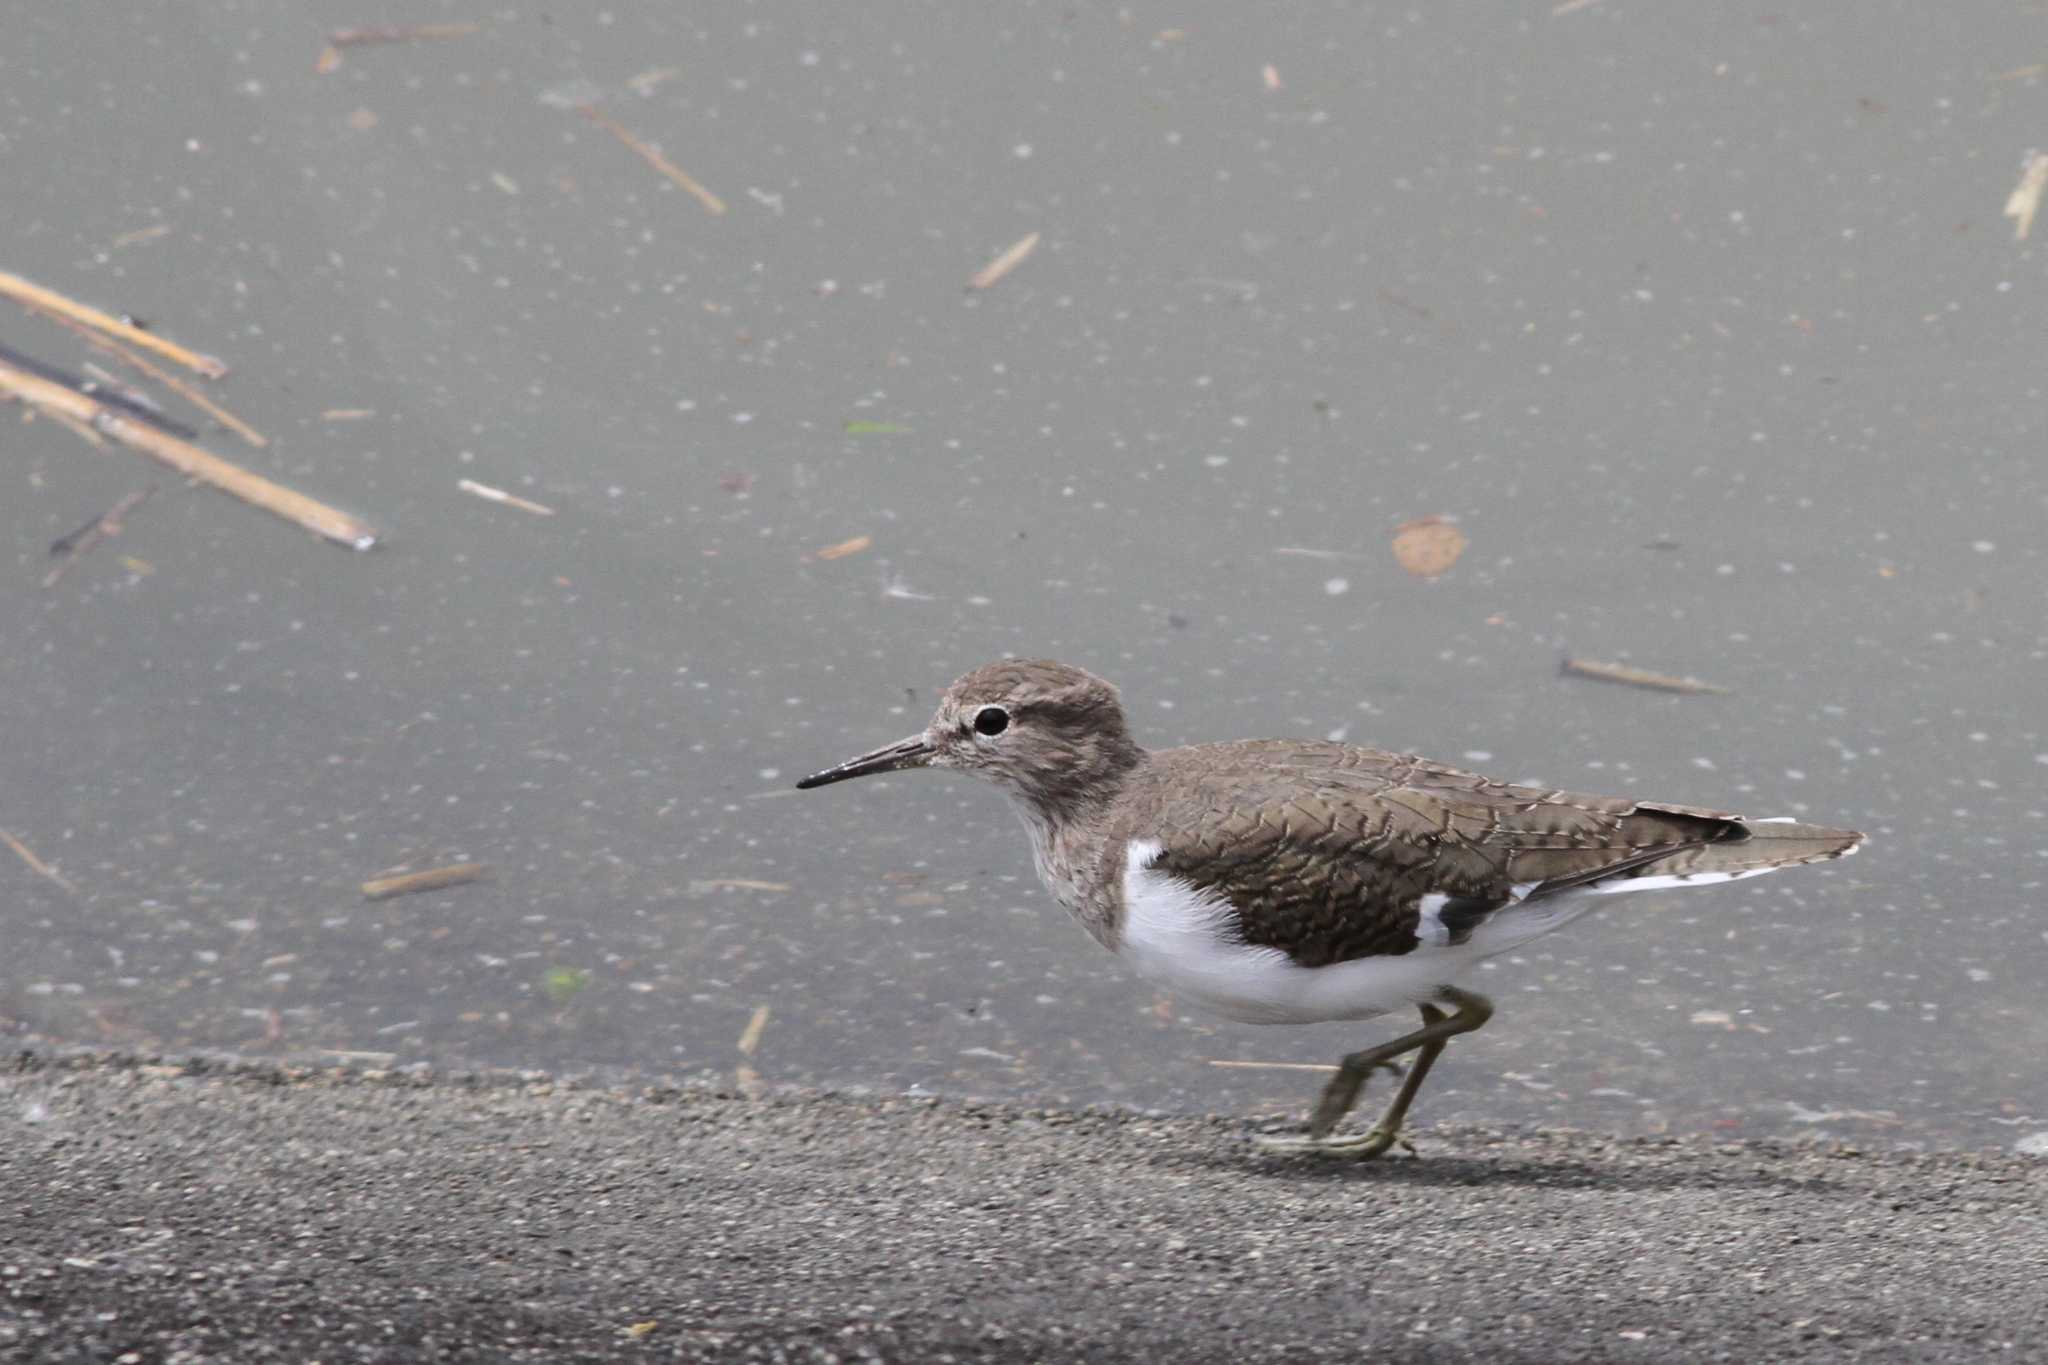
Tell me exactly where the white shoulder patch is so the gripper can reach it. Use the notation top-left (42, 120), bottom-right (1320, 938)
top-left (1413, 892), bottom-right (1452, 947)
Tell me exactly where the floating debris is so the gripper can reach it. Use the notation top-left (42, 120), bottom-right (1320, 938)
top-left (110, 224), bottom-right (174, 250)
top-left (1378, 288), bottom-right (1434, 320)
top-left (457, 478), bottom-right (555, 517)
top-left (543, 966), bottom-right (592, 1005)
top-left (1560, 656), bottom-right (1731, 696)
top-left (316, 22), bottom-right (481, 74)
top-left (361, 862), bottom-right (485, 901)
top-left (1208, 1059), bottom-right (1340, 1073)
top-left (1272, 546), bottom-right (1366, 562)
top-left (39, 308), bottom-right (266, 447)
top-left (0, 340), bottom-right (195, 439)
top-left (1390, 516), bottom-right (1467, 578)
top-left (967, 231), bottom-right (1041, 291)
top-left (736, 1005), bottom-right (771, 1057)
top-left (879, 568), bottom-right (936, 602)
top-left (814, 534), bottom-right (872, 561)
top-left (2006, 152), bottom-right (2048, 240)
top-left (627, 67), bottom-right (683, 94)
top-left (322, 408), bottom-right (376, 421)
top-left (1262, 64), bottom-right (1283, 91)
top-left (0, 356), bottom-right (378, 550)
top-left (0, 270), bottom-right (226, 377)
top-left (843, 419), bottom-right (910, 435)
top-left (689, 878), bottom-right (791, 894)
top-left (575, 103), bottom-right (727, 215)
top-left (44, 485), bottom-right (154, 589)
top-left (0, 829), bottom-right (77, 894)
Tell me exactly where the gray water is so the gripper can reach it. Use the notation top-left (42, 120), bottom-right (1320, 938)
top-left (4, 3), bottom-right (2044, 1154)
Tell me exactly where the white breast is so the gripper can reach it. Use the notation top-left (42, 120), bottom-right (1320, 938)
top-left (1117, 839), bottom-right (1468, 1025)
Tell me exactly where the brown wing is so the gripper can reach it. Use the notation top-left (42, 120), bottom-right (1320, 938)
top-left (1132, 741), bottom-right (1753, 969)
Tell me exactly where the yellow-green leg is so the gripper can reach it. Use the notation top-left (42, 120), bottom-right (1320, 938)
top-left (1256, 987), bottom-right (1494, 1159)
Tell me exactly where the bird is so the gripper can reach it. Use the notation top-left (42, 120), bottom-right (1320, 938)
top-left (795, 659), bottom-right (1863, 1159)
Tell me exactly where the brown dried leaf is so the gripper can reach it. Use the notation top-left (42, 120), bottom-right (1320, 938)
top-left (1390, 516), bottom-right (1467, 578)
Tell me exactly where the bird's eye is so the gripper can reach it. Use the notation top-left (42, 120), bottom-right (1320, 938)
top-left (972, 706), bottom-right (1010, 737)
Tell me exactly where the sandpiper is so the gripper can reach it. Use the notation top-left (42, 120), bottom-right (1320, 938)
top-left (796, 660), bottom-right (1863, 1159)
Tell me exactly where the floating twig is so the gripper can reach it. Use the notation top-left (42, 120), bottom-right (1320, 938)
top-left (0, 829), bottom-right (77, 894)
top-left (576, 104), bottom-right (727, 215)
top-left (736, 1005), bottom-right (771, 1057)
top-left (0, 357), bottom-right (377, 550)
top-left (44, 486), bottom-right (155, 588)
top-left (689, 878), bottom-right (791, 893)
top-left (627, 67), bottom-right (683, 94)
top-left (1271, 546), bottom-right (1367, 562)
top-left (361, 862), bottom-right (485, 901)
top-left (110, 224), bottom-right (174, 250)
top-left (1207, 1059), bottom-right (1340, 1073)
top-left (0, 270), bottom-right (226, 378)
top-left (967, 231), bottom-right (1041, 291)
top-left (317, 22), bottom-right (481, 73)
top-left (34, 406), bottom-right (105, 447)
top-left (457, 478), bottom-right (555, 516)
top-left (1561, 656), bottom-right (1731, 696)
top-left (332, 22), bottom-right (481, 48)
top-left (813, 534), bottom-right (872, 561)
top-left (1378, 288), bottom-right (1434, 320)
top-left (0, 340), bottom-right (197, 439)
top-left (36, 307), bottom-right (266, 447)
top-left (2006, 152), bottom-right (2048, 240)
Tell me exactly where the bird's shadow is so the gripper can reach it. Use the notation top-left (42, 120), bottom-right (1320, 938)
top-left (1164, 1136), bottom-right (1864, 1200)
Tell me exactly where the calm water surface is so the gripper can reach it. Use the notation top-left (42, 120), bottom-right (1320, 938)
top-left (3, 3), bottom-right (2044, 1154)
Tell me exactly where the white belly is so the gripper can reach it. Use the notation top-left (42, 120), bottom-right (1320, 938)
top-left (1114, 837), bottom-right (1698, 1024)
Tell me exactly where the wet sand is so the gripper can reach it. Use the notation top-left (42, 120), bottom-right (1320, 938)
top-left (3, 1051), bottom-right (2044, 1363)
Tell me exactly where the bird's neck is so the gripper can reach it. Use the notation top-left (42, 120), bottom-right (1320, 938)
top-left (1006, 744), bottom-right (1147, 950)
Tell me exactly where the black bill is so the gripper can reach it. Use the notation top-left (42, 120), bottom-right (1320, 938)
top-left (794, 733), bottom-right (935, 789)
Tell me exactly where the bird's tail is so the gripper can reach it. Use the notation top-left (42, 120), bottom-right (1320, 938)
top-left (1636, 818), bottom-right (1862, 882)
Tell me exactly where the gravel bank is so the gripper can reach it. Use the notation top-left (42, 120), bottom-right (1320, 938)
top-left (3, 1052), bottom-right (2045, 1363)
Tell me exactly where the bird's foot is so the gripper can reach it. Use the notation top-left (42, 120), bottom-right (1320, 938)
top-left (1253, 1124), bottom-right (1415, 1161)
top-left (1304, 1058), bottom-right (1403, 1139)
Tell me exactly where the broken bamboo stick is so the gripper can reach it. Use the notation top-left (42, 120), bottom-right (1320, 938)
top-left (0, 270), bottom-right (227, 378)
top-left (0, 357), bottom-right (376, 550)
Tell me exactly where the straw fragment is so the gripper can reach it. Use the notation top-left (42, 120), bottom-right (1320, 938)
top-left (968, 232), bottom-right (1041, 290)
top-left (0, 357), bottom-right (377, 549)
top-left (577, 104), bottom-right (727, 215)
top-left (0, 270), bottom-right (226, 377)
